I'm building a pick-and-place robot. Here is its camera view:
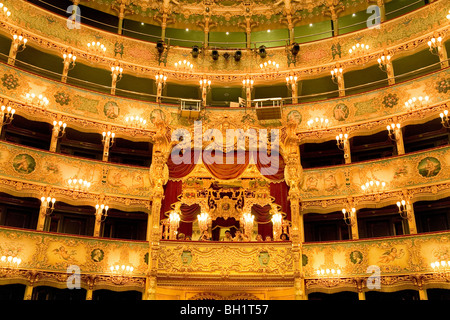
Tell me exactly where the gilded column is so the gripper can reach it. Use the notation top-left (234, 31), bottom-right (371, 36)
top-left (402, 190), bottom-right (418, 235)
top-left (412, 275), bottom-right (428, 300)
top-left (394, 124), bottom-right (405, 156)
top-left (354, 278), bottom-right (366, 300)
top-left (343, 137), bottom-right (351, 164)
top-left (377, 0), bottom-right (386, 23)
top-left (23, 272), bottom-right (39, 300)
top-left (23, 285), bottom-right (33, 300)
top-left (112, 0), bottom-right (132, 35)
top-left (284, 123), bottom-right (306, 300)
top-left (143, 125), bottom-right (170, 300)
top-left (85, 276), bottom-right (96, 300)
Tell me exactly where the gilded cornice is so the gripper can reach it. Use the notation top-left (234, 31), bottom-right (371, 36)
top-left (0, 0), bottom-right (447, 84)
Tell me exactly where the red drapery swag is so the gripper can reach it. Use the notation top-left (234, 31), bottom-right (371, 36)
top-left (167, 150), bottom-right (285, 181)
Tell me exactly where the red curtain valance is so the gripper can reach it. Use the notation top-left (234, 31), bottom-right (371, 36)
top-left (167, 150), bottom-right (285, 181)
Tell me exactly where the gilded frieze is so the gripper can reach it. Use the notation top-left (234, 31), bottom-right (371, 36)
top-left (0, 141), bottom-right (151, 198)
top-left (301, 145), bottom-right (450, 200)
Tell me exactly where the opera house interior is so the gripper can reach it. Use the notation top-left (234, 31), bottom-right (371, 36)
top-left (0, 0), bottom-right (449, 301)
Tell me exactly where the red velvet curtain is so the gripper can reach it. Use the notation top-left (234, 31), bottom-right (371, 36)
top-left (178, 204), bottom-right (200, 236)
top-left (270, 181), bottom-right (291, 221)
top-left (160, 180), bottom-right (182, 220)
top-left (252, 205), bottom-right (273, 239)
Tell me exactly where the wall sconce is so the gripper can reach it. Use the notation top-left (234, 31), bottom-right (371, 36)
top-left (428, 36), bottom-right (443, 56)
top-left (197, 212), bottom-right (210, 233)
top-left (260, 60), bottom-right (279, 72)
top-left (440, 109), bottom-right (449, 128)
top-left (307, 117), bottom-right (329, 129)
top-left (12, 32), bottom-right (27, 52)
top-left (199, 78), bottom-right (211, 90)
top-left (316, 268), bottom-right (341, 277)
top-left (175, 59), bottom-right (193, 71)
top-left (169, 211), bottom-right (180, 240)
top-left (95, 204), bottom-right (109, 223)
top-left (404, 96), bottom-right (429, 111)
top-left (431, 260), bottom-right (450, 274)
top-left (336, 133), bottom-right (348, 150)
top-left (40, 196), bottom-right (56, 216)
top-left (271, 212), bottom-right (283, 241)
top-left (396, 199), bottom-right (408, 219)
top-left (110, 264), bottom-right (134, 277)
top-left (242, 212), bottom-right (255, 238)
top-left (387, 123), bottom-right (401, 141)
top-left (25, 93), bottom-right (49, 108)
top-left (102, 131), bottom-right (115, 147)
top-left (125, 116), bottom-right (147, 128)
top-left (447, 10), bottom-right (450, 20)
top-left (87, 41), bottom-right (106, 55)
top-left (331, 66), bottom-right (343, 84)
top-left (285, 74), bottom-right (298, 87)
top-left (110, 63), bottom-right (123, 82)
top-left (361, 180), bottom-right (386, 193)
top-left (0, 105), bottom-right (15, 126)
top-left (0, 256), bottom-right (21, 269)
top-left (377, 53), bottom-right (391, 72)
top-left (348, 43), bottom-right (369, 56)
top-left (0, 3), bottom-right (11, 18)
top-left (67, 178), bottom-right (91, 191)
top-left (62, 50), bottom-right (76, 69)
top-left (342, 207), bottom-right (356, 226)
top-left (52, 120), bottom-right (66, 138)
top-left (242, 77), bottom-right (254, 90)
top-left (155, 72), bottom-right (167, 85)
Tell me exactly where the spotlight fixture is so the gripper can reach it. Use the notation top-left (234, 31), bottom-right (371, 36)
top-left (291, 42), bottom-right (300, 56)
top-left (191, 45), bottom-right (200, 58)
top-left (234, 50), bottom-right (242, 62)
top-left (212, 50), bottom-right (219, 61)
top-left (258, 45), bottom-right (267, 58)
top-left (156, 40), bottom-right (165, 54)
